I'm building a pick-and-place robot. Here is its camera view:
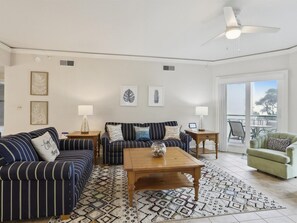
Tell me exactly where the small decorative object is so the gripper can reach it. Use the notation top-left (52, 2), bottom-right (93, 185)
top-left (151, 142), bottom-right (166, 157)
top-left (188, 123), bottom-right (197, 129)
top-left (195, 106), bottom-right (208, 131)
top-left (120, 86), bottom-right (137, 106)
top-left (78, 105), bottom-right (93, 134)
top-left (30, 71), bottom-right (48, 95)
top-left (30, 101), bottom-right (48, 125)
top-left (148, 86), bottom-right (164, 106)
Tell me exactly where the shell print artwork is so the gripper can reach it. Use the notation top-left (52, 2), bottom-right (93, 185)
top-left (123, 89), bottom-right (135, 103)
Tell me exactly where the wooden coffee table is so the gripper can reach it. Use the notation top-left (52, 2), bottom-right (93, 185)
top-left (123, 147), bottom-right (205, 206)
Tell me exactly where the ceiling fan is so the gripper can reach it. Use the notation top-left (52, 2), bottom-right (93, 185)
top-left (202, 7), bottom-right (280, 45)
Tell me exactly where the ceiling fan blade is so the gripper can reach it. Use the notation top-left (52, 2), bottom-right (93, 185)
top-left (241, 26), bottom-right (280, 34)
top-left (224, 7), bottom-right (238, 27)
top-left (201, 32), bottom-right (225, 46)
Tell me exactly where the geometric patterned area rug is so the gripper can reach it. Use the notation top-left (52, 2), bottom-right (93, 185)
top-left (51, 159), bottom-right (285, 223)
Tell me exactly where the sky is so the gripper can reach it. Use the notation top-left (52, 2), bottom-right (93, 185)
top-left (227, 80), bottom-right (277, 116)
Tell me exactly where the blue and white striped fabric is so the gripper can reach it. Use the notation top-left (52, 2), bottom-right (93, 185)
top-left (0, 128), bottom-right (94, 222)
top-left (59, 138), bottom-right (94, 151)
top-left (0, 133), bottom-right (39, 165)
top-left (101, 121), bottom-right (192, 165)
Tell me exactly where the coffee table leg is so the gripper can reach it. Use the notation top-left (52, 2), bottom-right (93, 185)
top-left (193, 168), bottom-right (201, 201)
top-left (127, 171), bottom-right (135, 206)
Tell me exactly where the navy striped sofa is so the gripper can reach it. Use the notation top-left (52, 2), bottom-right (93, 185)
top-left (101, 121), bottom-right (192, 165)
top-left (0, 127), bottom-right (93, 222)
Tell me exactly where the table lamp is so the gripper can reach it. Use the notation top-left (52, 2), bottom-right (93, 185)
top-left (195, 106), bottom-right (208, 131)
top-left (78, 105), bottom-right (93, 134)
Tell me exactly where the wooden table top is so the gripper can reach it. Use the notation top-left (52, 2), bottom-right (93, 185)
top-left (67, 131), bottom-right (101, 137)
top-left (124, 147), bottom-right (204, 171)
top-left (185, 129), bottom-right (219, 135)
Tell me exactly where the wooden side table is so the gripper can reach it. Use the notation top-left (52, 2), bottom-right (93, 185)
top-left (67, 131), bottom-right (101, 165)
top-left (185, 130), bottom-right (219, 159)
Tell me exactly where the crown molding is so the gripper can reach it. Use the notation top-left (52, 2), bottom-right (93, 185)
top-left (0, 42), bottom-right (11, 52)
top-left (8, 44), bottom-right (297, 66)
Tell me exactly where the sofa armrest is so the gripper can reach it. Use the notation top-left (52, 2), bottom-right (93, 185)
top-left (0, 161), bottom-right (74, 181)
top-left (250, 135), bottom-right (268, 148)
top-left (59, 139), bottom-right (94, 151)
top-left (101, 132), bottom-right (110, 145)
top-left (101, 132), bottom-right (110, 164)
top-left (179, 132), bottom-right (192, 153)
top-left (180, 132), bottom-right (192, 144)
top-left (286, 142), bottom-right (297, 165)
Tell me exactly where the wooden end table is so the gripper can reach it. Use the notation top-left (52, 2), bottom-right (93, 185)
top-left (124, 147), bottom-right (205, 206)
top-left (67, 131), bottom-right (101, 165)
top-left (185, 130), bottom-right (219, 159)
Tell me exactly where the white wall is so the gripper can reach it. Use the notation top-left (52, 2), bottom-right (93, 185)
top-left (4, 53), bottom-right (215, 135)
top-left (0, 48), bottom-right (10, 67)
top-left (211, 53), bottom-right (297, 133)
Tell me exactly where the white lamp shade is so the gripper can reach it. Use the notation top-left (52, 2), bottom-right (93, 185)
top-left (195, 106), bottom-right (208, 116)
top-left (78, 105), bottom-right (93, 116)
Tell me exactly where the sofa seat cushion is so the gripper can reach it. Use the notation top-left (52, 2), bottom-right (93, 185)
top-left (56, 150), bottom-right (93, 184)
top-left (109, 140), bottom-right (151, 153)
top-left (157, 139), bottom-right (185, 149)
top-left (247, 148), bottom-right (290, 164)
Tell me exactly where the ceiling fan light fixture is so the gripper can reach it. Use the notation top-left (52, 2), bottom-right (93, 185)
top-left (225, 27), bottom-right (241, 39)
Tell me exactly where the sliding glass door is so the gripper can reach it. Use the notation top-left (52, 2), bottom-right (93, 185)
top-left (226, 80), bottom-right (278, 153)
top-left (217, 70), bottom-right (288, 153)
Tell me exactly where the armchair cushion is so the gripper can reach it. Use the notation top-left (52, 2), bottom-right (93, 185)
top-left (247, 148), bottom-right (290, 164)
top-left (267, 137), bottom-right (291, 152)
top-left (0, 133), bottom-right (39, 164)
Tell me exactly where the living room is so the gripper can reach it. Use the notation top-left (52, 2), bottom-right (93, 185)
top-left (1, 1), bottom-right (297, 223)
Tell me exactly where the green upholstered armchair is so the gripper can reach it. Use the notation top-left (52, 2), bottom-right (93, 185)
top-left (247, 132), bottom-right (297, 179)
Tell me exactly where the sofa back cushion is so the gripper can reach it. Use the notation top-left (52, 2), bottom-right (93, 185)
top-left (29, 127), bottom-right (60, 149)
top-left (145, 121), bottom-right (178, 140)
top-left (105, 122), bottom-right (143, 140)
top-left (0, 132), bottom-right (39, 164)
top-left (105, 121), bottom-right (178, 140)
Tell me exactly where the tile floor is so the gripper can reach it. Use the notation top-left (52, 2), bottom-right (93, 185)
top-left (189, 151), bottom-right (297, 223)
top-left (20, 151), bottom-right (297, 223)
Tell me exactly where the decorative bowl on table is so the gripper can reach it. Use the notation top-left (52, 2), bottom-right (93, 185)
top-left (151, 142), bottom-right (166, 157)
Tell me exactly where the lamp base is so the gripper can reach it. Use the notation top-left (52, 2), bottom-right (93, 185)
top-left (81, 115), bottom-right (90, 134)
top-left (198, 128), bottom-right (205, 131)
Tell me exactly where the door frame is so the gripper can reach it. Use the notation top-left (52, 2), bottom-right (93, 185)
top-left (214, 70), bottom-right (288, 152)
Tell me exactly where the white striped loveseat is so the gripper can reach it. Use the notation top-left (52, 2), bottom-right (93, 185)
top-left (0, 127), bottom-right (93, 222)
top-left (101, 121), bottom-right (192, 165)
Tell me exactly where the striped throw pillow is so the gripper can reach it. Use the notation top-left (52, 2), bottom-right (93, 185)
top-left (107, 124), bottom-right (124, 143)
top-left (163, 126), bottom-right (181, 140)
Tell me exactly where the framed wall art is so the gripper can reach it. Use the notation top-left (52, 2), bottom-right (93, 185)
top-left (120, 86), bottom-right (138, 106)
top-left (30, 101), bottom-right (48, 125)
top-left (30, 71), bottom-right (48, 95)
top-left (148, 86), bottom-right (164, 106)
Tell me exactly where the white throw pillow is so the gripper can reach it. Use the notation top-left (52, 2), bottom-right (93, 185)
top-left (163, 126), bottom-right (180, 140)
top-left (31, 132), bottom-right (60, 161)
top-left (107, 124), bottom-right (124, 142)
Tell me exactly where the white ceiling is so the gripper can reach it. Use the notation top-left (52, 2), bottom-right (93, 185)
top-left (0, 0), bottom-right (296, 62)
